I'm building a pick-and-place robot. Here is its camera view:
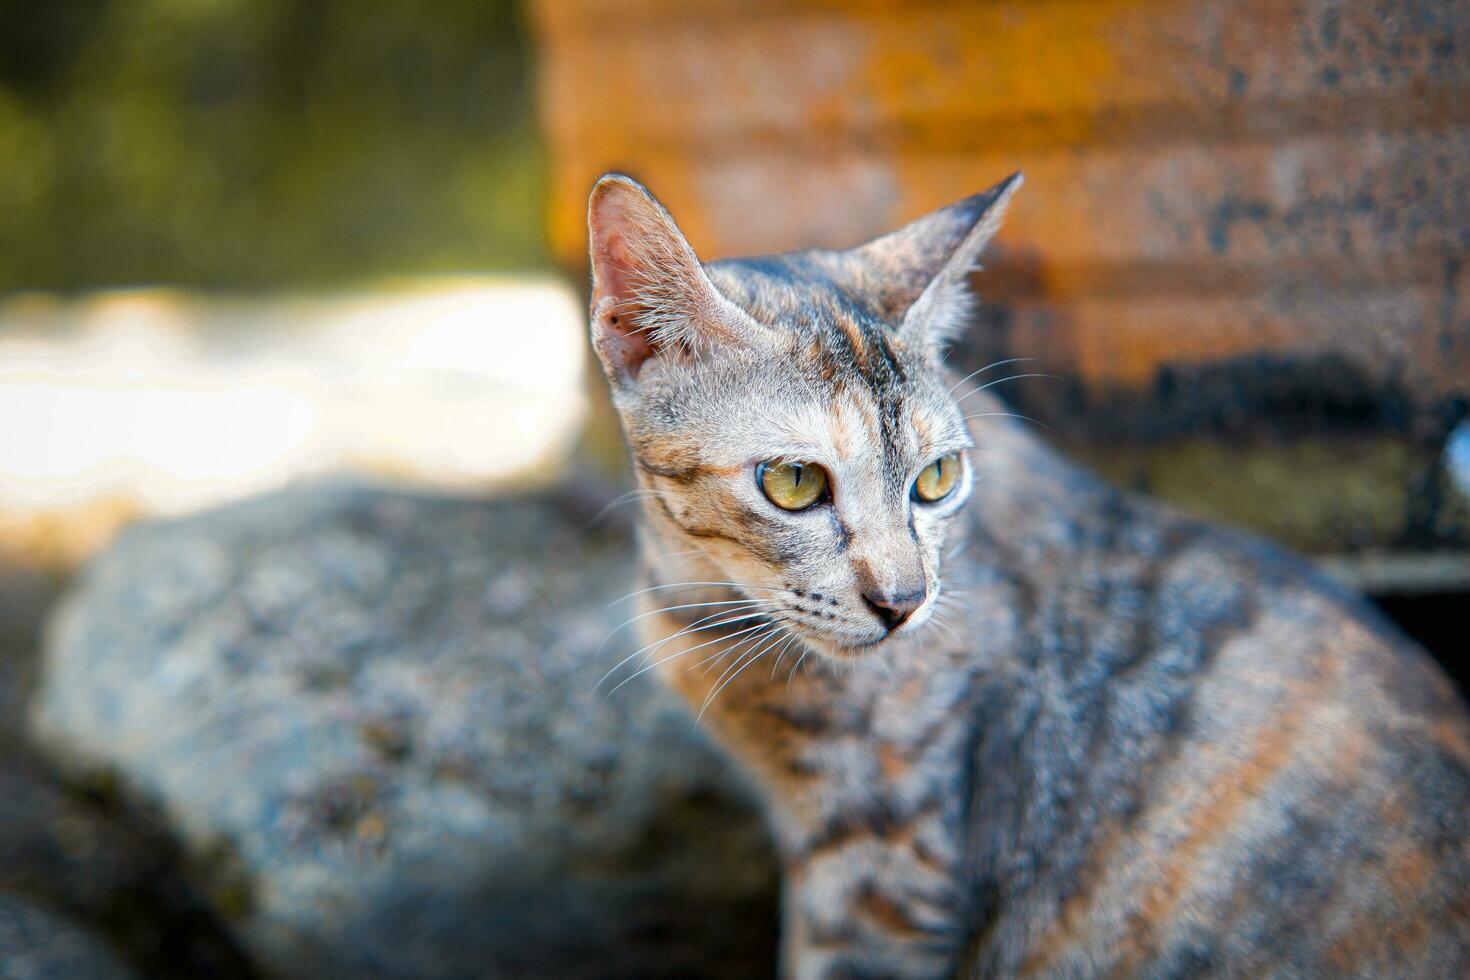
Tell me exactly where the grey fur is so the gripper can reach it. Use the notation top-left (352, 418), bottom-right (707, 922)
top-left (587, 173), bottom-right (1470, 979)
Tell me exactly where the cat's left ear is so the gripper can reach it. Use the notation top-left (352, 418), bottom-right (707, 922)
top-left (845, 172), bottom-right (1022, 350)
top-left (587, 173), bottom-right (770, 389)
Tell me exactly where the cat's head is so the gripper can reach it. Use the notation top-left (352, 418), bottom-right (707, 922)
top-left (587, 172), bottom-right (1020, 659)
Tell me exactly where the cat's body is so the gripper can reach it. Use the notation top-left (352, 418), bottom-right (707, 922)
top-left (586, 173), bottom-right (1470, 977)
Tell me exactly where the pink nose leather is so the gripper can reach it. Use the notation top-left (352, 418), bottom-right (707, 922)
top-left (862, 589), bottom-right (925, 631)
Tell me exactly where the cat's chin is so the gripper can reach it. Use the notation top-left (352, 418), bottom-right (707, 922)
top-left (804, 629), bottom-right (905, 661)
top-left (801, 611), bottom-right (936, 661)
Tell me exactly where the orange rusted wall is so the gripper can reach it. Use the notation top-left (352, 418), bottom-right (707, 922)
top-left (531, 0), bottom-right (1470, 560)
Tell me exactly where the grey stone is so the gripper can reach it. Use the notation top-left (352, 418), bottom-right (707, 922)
top-left (0, 734), bottom-right (254, 978)
top-left (28, 482), bottom-right (778, 979)
top-left (0, 894), bottom-right (139, 980)
top-left (0, 561), bottom-right (60, 735)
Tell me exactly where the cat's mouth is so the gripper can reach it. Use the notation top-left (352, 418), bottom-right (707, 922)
top-left (798, 630), bottom-right (903, 662)
top-left (760, 604), bottom-right (885, 658)
top-left (696, 580), bottom-right (939, 664)
top-left (789, 606), bottom-right (935, 660)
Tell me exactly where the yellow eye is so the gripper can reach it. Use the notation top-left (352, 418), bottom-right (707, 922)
top-left (913, 452), bottom-right (962, 502)
top-left (758, 461), bottom-right (829, 511)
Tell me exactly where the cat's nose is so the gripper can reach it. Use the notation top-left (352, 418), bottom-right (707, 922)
top-left (862, 588), bottom-right (926, 632)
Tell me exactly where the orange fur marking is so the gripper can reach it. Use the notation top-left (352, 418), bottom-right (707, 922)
top-left (878, 743), bottom-right (911, 779)
top-left (857, 885), bottom-right (929, 938)
top-left (1110, 665), bottom-right (1335, 974)
top-left (838, 315), bottom-right (870, 370)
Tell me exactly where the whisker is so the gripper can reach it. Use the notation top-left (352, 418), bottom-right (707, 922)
top-left (630, 608), bottom-right (774, 667)
top-left (595, 602), bottom-right (771, 682)
top-left (612, 580), bottom-right (795, 605)
top-left (954, 372), bottom-right (1055, 404)
top-left (595, 609), bottom-right (772, 693)
top-left (690, 620), bottom-right (776, 673)
top-left (698, 625), bottom-right (791, 723)
top-left (582, 488), bottom-right (663, 529)
top-left (599, 597), bottom-right (777, 650)
top-left (703, 623), bottom-right (781, 689)
top-left (929, 615), bottom-right (961, 644)
top-left (786, 647), bottom-right (814, 689)
top-left (769, 631), bottom-right (803, 679)
top-left (961, 411), bottom-right (1049, 430)
top-left (946, 357), bottom-right (1037, 395)
top-left (644, 546), bottom-right (705, 564)
top-left (603, 619), bottom-right (773, 697)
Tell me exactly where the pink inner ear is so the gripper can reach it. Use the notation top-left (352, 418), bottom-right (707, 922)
top-left (601, 305), bottom-right (658, 381)
top-left (594, 230), bottom-right (662, 381)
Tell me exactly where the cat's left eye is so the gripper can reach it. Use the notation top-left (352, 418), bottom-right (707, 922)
top-left (913, 452), bottom-right (962, 503)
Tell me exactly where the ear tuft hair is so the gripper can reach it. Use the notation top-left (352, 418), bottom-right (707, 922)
top-left (846, 172), bottom-right (1022, 349)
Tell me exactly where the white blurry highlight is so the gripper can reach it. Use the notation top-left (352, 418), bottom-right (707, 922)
top-left (0, 279), bottom-right (586, 525)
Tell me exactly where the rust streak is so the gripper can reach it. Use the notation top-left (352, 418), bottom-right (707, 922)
top-left (856, 884), bottom-right (934, 938)
top-left (1107, 664), bottom-right (1336, 976)
top-left (1018, 819), bottom-right (1128, 976)
top-left (838, 315), bottom-right (871, 371)
top-left (878, 743), bottom-right (911, 780)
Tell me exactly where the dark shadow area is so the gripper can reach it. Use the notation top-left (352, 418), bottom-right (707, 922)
top-left (1374, 592), bottom-right (1470, 700)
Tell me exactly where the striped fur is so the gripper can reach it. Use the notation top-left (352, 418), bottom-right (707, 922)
top-left (587, 174), bottom-right (1470, 979)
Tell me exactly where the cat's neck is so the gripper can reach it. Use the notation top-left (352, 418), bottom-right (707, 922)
top-left (634, 509), bottom-right (997, 975)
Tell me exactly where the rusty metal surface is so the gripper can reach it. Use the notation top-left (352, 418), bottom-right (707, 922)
top-left (531, 0), bottom-right (1470, 558)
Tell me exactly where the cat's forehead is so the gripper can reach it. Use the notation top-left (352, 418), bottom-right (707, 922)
top-left (636, 253), bottom-right (965, 488)
top-left (698, 250), bottom-right (961, 420)
top-left (706, 252), bottom-right (891, 334)
top-left (705, 251), bottom-right (938, 395)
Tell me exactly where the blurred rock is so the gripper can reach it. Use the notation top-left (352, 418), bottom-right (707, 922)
top-left (0, 735), bottom-right (255, 979)
top-left (0, 894), bottom-right (138, 980)
top-left (0, 560), bottom-right (60, 733)
top-left (29, 482), bottom-right (778, 979)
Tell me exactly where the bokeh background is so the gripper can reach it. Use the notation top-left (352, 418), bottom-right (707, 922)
top-left (0, 1), bottom-right (1466, 977)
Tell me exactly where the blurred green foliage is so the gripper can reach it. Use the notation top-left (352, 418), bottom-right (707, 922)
top-left (0, 0), bottom-right (545, 291)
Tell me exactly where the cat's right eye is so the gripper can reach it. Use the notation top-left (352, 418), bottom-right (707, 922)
top-left (758, 461), bottom-right (829, 511)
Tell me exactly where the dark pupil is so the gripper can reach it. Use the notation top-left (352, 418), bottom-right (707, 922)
top-left (934, 458), bottom-right (944, 480)
top-left (790, 464), bottom-right (804, 487)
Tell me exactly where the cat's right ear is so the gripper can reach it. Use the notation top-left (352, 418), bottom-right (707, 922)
top-left (587, 174), bottom-right (766, 388)
top-left (847, 173), bottom-right (1023, 351)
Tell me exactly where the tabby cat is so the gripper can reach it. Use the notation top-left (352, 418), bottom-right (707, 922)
top-left (586, 172), bottom-right (1470, 978)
